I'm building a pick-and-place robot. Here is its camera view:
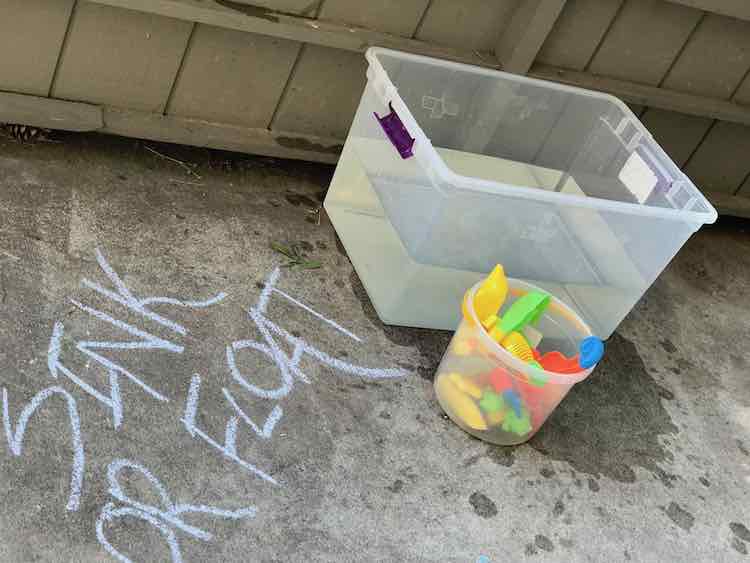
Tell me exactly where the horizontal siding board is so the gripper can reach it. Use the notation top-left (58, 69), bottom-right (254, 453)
top-left (166, 24), bottom-right (300, 127)
top-left (662, 14), bottom-right (750, 99)
top-left (685, 121), bottom-right (750, 193)
top-left (52, 2), bottom-right (193, 113)
top-left (0, 90), bottom-right (102, 130)
top-left (102, 106), bottom-right (341, 162)
top-left (536, 0), bottom-right (623, 71)
top-left (0, 0), bottom-right (75, 96)
top-left (703, 191), bottom-right (750, 218)
top-left (741, 175), bottom-right (750, 197)
top-left (641, 109), bottom-right (711, 167)
top-left (415, 0), bottom-right (520, 52)
top-left (271, 45), bottom-right (367, 139)
top-left (639, 14), bottom-right (750, 170)
top-left (494, 0), bottom-right (567, 74)
top-left (88, 0), bottom-right (494, 68)
top-left (666, 0), bottom-right (750, 21)
top-left (318, 0), bottom-right (430, 37)
top-left (588, 0), bottom-right (702, 86)
top-left (225, 0), bottom-right (321, 15)
top-left (685, 72), bottom-right (750, 194)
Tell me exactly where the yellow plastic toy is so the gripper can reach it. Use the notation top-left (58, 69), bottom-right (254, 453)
top-left (452, 338), bottom-right (475, 356)
top-left (481, 314), bottom-right (499, 331)
top-left (448, 372), bottom-right (483, 399)
top-left (436, 376), bottom-right (488, 430)
top-left (500, 331), bottom-right (534, 362)
top-left (462, 264), bottom-right (508, 325)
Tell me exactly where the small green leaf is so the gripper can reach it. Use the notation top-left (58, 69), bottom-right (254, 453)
top-left (270, 242), bottom-right (296, 259)
top-left (300, 260), bottom-right (321, 270)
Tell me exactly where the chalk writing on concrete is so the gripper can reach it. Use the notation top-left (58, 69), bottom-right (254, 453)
top-left (48, 248), bottom-right (228, 429)
top-left (183, 266), bottom-right (408, 486)
top-left (182, 373), bottom-right (279, 485)
top-left (2, 386), bottom-right (84, 511)
top-left (2, 247), bottom-right (409, 561)
top-left (96, 458), bottom-right (256, 563)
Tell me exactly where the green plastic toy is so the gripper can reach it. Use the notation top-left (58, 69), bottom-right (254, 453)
top-left (527, 359), bottom-right (549, 387)
top-left (501, 405), bottom-right (531, 436)
top-left (489, 290), bottom-right (550, 342)
top-left (479, 391), bottom-right (505, 413)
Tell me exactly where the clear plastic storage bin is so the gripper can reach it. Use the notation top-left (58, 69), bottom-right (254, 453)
top-left (325, 48), bottom-right (717, 336)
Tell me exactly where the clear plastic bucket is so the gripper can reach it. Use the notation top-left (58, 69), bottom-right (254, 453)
top-left (434, 279), bottom-right (596, 445)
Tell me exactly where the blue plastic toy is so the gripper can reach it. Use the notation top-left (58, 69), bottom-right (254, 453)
top-left (579, 336), bottom-right (605, 369)
top-left (502, 389), bottom-right (522, 418)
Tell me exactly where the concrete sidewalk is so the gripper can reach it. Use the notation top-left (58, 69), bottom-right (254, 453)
top-left (0, 131), bottom-right (748, 562)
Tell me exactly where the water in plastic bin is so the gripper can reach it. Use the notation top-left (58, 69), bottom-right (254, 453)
top-left (325, 140), bottom-right (636, 331)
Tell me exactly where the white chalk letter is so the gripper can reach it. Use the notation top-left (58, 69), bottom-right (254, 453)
top-left (2, 386), bottom-right (85, 511)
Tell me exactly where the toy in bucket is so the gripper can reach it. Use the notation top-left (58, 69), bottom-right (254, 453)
top-left (435, 265), bottom-right (604, 445)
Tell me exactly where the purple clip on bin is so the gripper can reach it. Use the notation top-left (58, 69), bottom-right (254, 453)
top-left (374, 102), bottom-right (415, 159)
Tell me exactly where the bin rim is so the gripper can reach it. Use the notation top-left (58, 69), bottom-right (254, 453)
top-left (466, 278), bottom-right (595, 385)
top-left (365, 47), bottom-right (718, 227)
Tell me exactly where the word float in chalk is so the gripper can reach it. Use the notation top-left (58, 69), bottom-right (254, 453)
top-left (183, 266), bottom-right (409, 486)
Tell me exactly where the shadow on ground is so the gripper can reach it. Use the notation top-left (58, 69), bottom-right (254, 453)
top-left (487, 333), bottom-right (679, 486)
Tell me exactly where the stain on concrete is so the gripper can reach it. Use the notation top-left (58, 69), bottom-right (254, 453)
top-left (528, 333), bottom-right (678, 485)
top-left (587, 478), bottom-right (600, 492)
top-left (524, 543), bottom-right (537, 556)
top-left (276, 136), bottom-right (343, 155)
top-left (661, 502), bottom-right (694, 531)
top-left (297, 240), bottom-right (314, 253)
top-left (285, 192), bottom-right (318, 208)
top-left (485, 446), bottom-right (515, 467)
top-left (463, 454), bottom-right (481, 467)
top-left (730, 354), bottom-right (747, 369)
top-left (657, 387), bottom-right (675, 401)
top-left (540, 467), bottom-right (555, 478)
top-left (737, 440), bottom-right (750, 457)
top-left (624, 549), bottom-right (632, 560)
top-left (653, 467), bottom-right (679, 488)
top-left (316, 240), bottom-right (328, 250)
top-left (552, 500), bottom-right (565, 516)
top-left (386, 479), bottom-right (404, 493)
top-left (559, 538), bottom-right (574, 549)
top-left (669, 357), bottom-right (695, 376)
top-left (535, 534), bottom-right (554, 552)
top-left (731, 537), bottom-right (748, 555)
top-left (699, 476), bottom-right (710, 487)
top-left (730, 522), bottom-right (750, 542)
top-left (349, 271), bottom-right (451, 380)
top-left (469, 492), bottom-right (497, 518)
top-left (660, 338), bottom-right (678, 354)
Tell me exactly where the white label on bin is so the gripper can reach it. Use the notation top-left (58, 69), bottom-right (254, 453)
top-left (619, 151), bottom-right (657, 204)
